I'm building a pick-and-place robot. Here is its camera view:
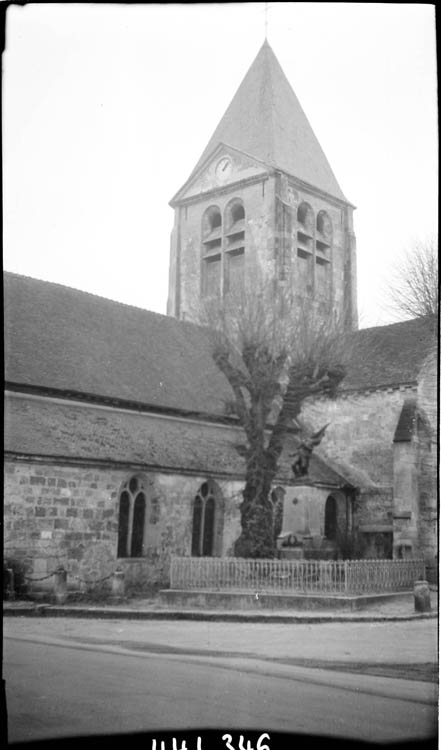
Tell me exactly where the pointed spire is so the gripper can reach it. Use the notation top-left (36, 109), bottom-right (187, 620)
top-left (189, 42), bottom-right (347, 201)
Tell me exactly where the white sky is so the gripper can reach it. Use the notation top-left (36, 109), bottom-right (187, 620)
top-left (3, 3), bottom-right (438, 328)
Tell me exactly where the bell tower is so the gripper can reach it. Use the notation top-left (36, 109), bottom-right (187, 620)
top-left (167, 41), bottom-right (357, 331)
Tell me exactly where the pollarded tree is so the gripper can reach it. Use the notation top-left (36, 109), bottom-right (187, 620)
top-left (388, 238), bottom-right (438, 320)
top-left (201, 276), bottom-right (350, 559)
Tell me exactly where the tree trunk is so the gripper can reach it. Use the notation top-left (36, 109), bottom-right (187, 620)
top-left (234, 447), bottom-right (279, 558)
top-left (234, 402), bottom-right (303, 559)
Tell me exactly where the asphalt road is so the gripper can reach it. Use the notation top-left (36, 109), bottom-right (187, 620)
top-left (4, 622), bottom-right (437, 745)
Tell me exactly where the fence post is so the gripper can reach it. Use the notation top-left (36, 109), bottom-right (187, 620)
top-left (344, 560), bottom-right (349, 593)
top-left (53, 566), bottom-right (67, 605)
top-left (414, 580), bottom-right (431, 612)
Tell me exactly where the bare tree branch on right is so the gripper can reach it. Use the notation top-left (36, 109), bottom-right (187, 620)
top-left (388, 237), bottom-right (438, 319)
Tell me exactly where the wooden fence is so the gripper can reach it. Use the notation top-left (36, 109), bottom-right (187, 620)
top-left (170, 557), bottom-right (426, 595)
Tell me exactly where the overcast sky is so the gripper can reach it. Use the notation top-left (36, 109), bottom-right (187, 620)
top-left (3, 3), bottom-right (437, 328)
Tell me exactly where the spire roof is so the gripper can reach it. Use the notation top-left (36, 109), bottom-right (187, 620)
top-left (189, 40), bottom-right (347, 202)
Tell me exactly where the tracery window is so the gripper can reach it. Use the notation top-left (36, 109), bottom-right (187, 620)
top-left (191, 480), bottom-right (223, 557)
top-left (117, 475), bottom-right (159, 558)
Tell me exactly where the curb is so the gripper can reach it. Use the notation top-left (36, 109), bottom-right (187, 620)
top-left (3, 605), bottom-right (437, 624)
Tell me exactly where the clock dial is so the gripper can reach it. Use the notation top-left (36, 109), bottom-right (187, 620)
top-left (215, 157), bottom-right (232, 180)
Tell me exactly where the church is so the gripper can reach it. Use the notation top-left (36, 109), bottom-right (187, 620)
top-left (4, 42), bottom-right (437, 595)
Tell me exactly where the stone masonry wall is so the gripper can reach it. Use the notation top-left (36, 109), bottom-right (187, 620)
top-left (4, 459), bottom-right (243, 596)
top-left (303, 387), bottom-right (416, 487)
top-left (417, 350), bottom-right (438, 576)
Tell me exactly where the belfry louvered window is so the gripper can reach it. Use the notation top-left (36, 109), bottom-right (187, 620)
top-left (224, 200), bottom-right (245, 294)
top-left (201, 200), bottom-right (245, 298)
top-left (201, 206), bottom-right (222, 297)
top-left (296, 202), bottom-right (314, 292)
top-left (315, 210), bottom-right (332, 300)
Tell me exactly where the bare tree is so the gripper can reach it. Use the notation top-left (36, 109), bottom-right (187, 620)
top-left (388, 238), bottom-right (438, 319)
top-left (200, 276), bottom-right (349, 558)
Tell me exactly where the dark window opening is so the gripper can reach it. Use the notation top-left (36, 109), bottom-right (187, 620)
top-left (211, 212), bottom-right (222, 229)
top-left (297, 248), bottom-right (310, 260)
top-left (316, 210), bottom-right (332, 240)
top-left (231, 203), bottom-right (245, 224)
top-left (316, 255), bottom-right (330, 266)
top-left (202, 206), bottom-right (222, 239)
top-left (191, 497), bottom-right (203, 556)
top-left (117, 476), bottom-right (158, 559)
top-left (203, 237), bottom-right (222, 253)
top-left (297, 202), bottom-right (314, 234)
top-left (316, 239), bottom-right (330, 254)
top-left (226, 201), bottom-right (245, 234)
top-left (117, 492), bottom-right (130, 558)
top-left (227, 231), bottom-right (245, 247)
top-left (131, 493), bottom-right (145, 557)
top-left (202, 497), bottom-right (215, 556)
top-left (191, 482), bottom-right (220, 557)
top-left (324, 496), bottom-right (337, 541)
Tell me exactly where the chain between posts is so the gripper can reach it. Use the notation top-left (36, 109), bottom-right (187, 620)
top-left (23, 571), bottom-right (58, 582)
top-left (22, 569), bottom-right (118, 585)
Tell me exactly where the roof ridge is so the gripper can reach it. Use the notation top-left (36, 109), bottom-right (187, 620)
top-left (3, 270), bottom-right (204, 332)
top-left (356, 316), bottom-right (436, 334)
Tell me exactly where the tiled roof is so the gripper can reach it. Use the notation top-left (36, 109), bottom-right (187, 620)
top-left (341, 318), bottom-right (436, 392)
top-left (184, 41), bottom-right (347, 202)
top-left (4, 273), bottom-right (435, 414)
top-left (4, 392), bottom-right (349, 488)
top-left (4, 272), bottom-right (232, 418)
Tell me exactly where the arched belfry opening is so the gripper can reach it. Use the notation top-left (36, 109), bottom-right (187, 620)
top-left (191, 480), bottom-right (224, 557)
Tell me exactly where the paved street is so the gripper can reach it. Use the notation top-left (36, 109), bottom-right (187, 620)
top-left (3, 616), bottom-right (437, 744)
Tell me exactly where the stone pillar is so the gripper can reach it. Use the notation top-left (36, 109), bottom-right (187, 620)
top-left (53, 567), bottom-right (67, 605)
top-left (414, 580), bottom-right (431, 612)
top-left (111, 568), bottom-right (125, 600)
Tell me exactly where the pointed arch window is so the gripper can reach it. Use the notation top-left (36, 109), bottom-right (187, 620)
top-left (191, 480), bottom-right (223, 557)
top-left (117, 475), bottom-right (159, 558)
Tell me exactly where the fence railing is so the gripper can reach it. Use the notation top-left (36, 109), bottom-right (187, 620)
top-left (170, 557), bottom-right (425, 595)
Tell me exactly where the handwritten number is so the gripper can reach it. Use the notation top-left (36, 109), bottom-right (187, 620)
top-left (256, 734), bottom-right (270, 750)
top-left (222, 735), bottom-right (234, 750)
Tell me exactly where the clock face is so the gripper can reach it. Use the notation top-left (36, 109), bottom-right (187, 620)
top-left (215, 157), bottom-right (232, 180)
